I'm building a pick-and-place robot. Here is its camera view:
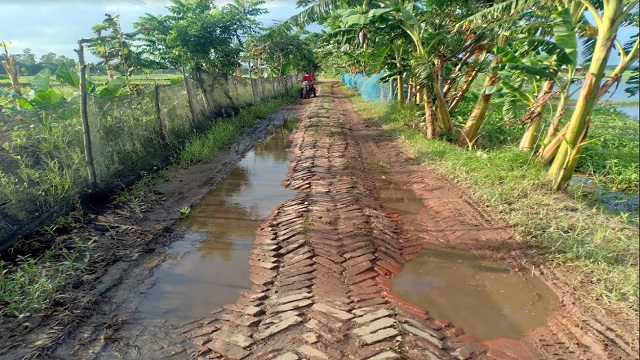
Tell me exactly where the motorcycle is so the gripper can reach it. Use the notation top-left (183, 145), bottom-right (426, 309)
top-left (300, 80), bottom-right (316, 99)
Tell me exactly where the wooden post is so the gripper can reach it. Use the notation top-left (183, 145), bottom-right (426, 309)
top-left (154, 85), bottom-right (167, 144)
top-left (195, 68), bottom-right (212, 117)
top-left (183, 70), bottom-right (197, 129)
top-left (248, 60), bottom-right (257, 104)
top-left (271, 77), bottom-right (276, 98)
top-left (75, 42), bottom-right (98, 192)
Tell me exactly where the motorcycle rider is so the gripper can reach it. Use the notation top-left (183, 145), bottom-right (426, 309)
top-left (301, 71), bottom-right (317, 98)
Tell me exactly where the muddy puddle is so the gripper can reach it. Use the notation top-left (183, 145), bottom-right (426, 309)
top-left (137, 121), bottom-right (297, 325)
top-left (377, 179), bottom-right (558, 342)
top-left (392, 244), bottom-right (557, 341)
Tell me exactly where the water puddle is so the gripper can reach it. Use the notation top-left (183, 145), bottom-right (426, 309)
top-left (375, 173), bottom-right (558, 341)
top-left (392, 244), bottom-right (557, 341)
top-left (137, 120), bottom-right (297, 325)
top-left (378, 182), bottom-right (423, 215)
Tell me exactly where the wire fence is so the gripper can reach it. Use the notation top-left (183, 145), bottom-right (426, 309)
top-left (341, 71), bottom-right (395, 102)
top-left (0, 72), bottom-right (297, 251)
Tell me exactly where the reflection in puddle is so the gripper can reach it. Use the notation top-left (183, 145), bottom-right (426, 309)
top-left (392, 244), bottom-right (557, 341)
top-left (138, 122), bottom-right (296, 325)
top-left (378, 182), bottom-right (423, 215)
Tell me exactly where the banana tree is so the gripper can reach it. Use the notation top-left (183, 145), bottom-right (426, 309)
top-left (548, 0), bottom-right (638, 190)
top-left (342, 1), bottom-right (456, 137)
top-left (459, 33), bottom-right (508, 145)
top-left (339, 4), bottom-right (415, 105)
top-left (493, 38), bottom-right (574, 150)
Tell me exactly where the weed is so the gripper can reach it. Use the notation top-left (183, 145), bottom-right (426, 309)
top-left (179, 206), bottom-right (191, 218)
top-left (0, 236), bottom-right (94, 319)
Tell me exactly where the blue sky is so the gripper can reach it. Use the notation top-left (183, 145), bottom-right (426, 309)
top-left (0, 1), bottom-right (637, 65)
top-left (0, 0), bottom-right (303, 61)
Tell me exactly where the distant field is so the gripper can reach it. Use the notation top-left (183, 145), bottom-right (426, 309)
top-left (0, 73), bottom-right (182, 87)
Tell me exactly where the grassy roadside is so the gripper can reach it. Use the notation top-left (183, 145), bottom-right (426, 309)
top-left (0, 89), bottom-right (297, 320)
top-left (342, 86), bottom-right (639, 311)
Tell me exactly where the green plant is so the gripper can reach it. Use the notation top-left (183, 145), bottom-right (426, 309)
top-left (179, 206), bottom-right (191, 218)
top-left (0, 236), bottom-right (94, 319)
top-left (179, 97), bottom-right (289, 166)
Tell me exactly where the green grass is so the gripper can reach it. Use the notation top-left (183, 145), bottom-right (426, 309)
top-left (179, 96), bottom-right (292, 165)
top-left (344, 86), bottom-right (639, 310)
top-left (579, 107), bottom-right (639, 192)
top-left (0, 211), bottom-right (94, 319)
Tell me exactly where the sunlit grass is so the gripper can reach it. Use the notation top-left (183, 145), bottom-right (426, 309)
top-left (179, 96), bottom-right (290, 166)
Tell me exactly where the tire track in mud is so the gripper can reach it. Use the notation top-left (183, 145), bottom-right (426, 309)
top-left (179, 84), bottom-right (489, 360)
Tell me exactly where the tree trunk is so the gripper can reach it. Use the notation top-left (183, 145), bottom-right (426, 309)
top-left (443, 51), bottom-right (475, 99)
top-left (459, 34), bottom-right (507, 144)
top-left (105, 60), bottom-right (115, 80)
top-left (596, 37), bottom-right (638, 100)
top-left (548, 0), bottom-right (622, 190)
top-left (539, 122), bottom-right (569, 165)
top-left (459, 72), bottom-right (498, 145)
top-left (545, 92), bottom-right (568, 141)
top-left (519, 79), bottom-right (555, 151)
top-left (448, 65), bottom-right (481, 112)
top-left (1, 45), bottom-right (22, 98)
top-left (397, 73), bottom-right (405, 105)
top-left (424, 89), bottom-right (436, 139)
top-left (434, 79), bottom-right (452, 133)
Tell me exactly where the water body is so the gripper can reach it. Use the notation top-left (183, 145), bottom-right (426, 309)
top-left (392, 245), bottom-right (557, 341)
top-left (137, 122), bottom-right (296, 325)
top-left (570, 83), bottom-right (639, 119)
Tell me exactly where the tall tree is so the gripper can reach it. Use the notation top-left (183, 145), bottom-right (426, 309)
top-left (248, 28), bottom-right (317, 76)
top-left (135, 0), bottom-right (266, 73)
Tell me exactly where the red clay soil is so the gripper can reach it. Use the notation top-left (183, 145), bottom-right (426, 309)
top-left (0, 81), bottom-right (637, 360)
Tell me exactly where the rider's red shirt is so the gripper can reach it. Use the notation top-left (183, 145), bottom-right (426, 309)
top-left (302, 74), bottom-right (314, 82)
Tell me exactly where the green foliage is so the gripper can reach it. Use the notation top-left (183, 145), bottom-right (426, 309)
top-left (55, 63), bottom-right (80, 88)
top-left (247, 28), bottom-right (318, 76)
top-left (179, 97), bottom-right (288, 166)
top-left (135, 0), bottom-right (266, 73)
top-left (579, 107), bottom-right (639, 192)
top-left (0, 68), bottom-right (68, 110)
top-left (86, 14), bottom-right (148, 79)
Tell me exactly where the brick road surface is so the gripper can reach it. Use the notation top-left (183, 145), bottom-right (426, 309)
top-left (179, 83), bottom-right (491, 360)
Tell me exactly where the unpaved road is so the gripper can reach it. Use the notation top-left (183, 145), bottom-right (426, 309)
top-left (0, 82), bottom-right (637, 359)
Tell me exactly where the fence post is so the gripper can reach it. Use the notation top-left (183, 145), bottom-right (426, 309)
top-left (183, 71), bottom-right (198, 129)
top-left (271, 77), bottom-right (276, 98)
top-left (248, 60), bottom-right (257, 104)
top-left (75, 42), bottom-right (98, 192)
top-left (154, 85), bottom-right (167, 144)
top-left (195, 69), bottom-right (213, 118)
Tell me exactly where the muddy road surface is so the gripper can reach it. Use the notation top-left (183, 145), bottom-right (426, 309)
top-left (1, 82), bottom-right (637, 359)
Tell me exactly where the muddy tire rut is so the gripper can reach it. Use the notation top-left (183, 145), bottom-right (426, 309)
top-left (1, 82), bottom-right (636, 360)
